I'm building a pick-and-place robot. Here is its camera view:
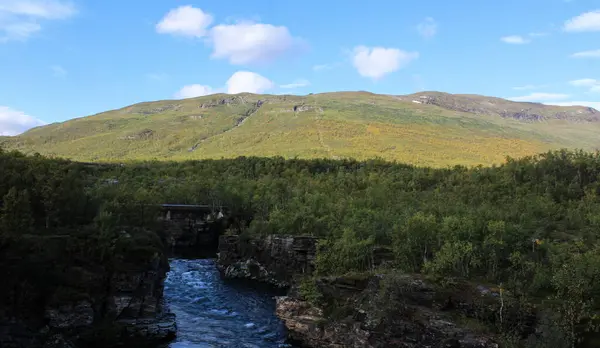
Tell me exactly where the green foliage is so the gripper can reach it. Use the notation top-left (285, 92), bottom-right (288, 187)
top-left (1, 188), bottom-right (34, 239)
top-left (550, 245), bottom-right (600, 347)
top-left (424, 240), bottom-right (480, 278)
top-left (315, 229), bottom-right (375, 275)
top-left (298, 277), bottom-right (324, 306)
top-left (392, 212), bottom-right (439, 272)
top-left (2, 148), bottom-right (600, 345)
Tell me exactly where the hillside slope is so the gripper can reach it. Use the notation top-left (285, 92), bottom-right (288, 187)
top-left (1, 91), bottom-right (599, 167)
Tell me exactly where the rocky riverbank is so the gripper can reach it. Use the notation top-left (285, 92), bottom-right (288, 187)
top-left (216, 234), bottom-right (538, 348)
top-left (276, 275), bottom-right (509, 348)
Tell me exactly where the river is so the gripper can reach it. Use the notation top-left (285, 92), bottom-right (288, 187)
top-left (163, 258), bottom-right (295, 348)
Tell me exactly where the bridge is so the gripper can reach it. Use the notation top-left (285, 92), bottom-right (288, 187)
top-left (158, 204), bottom-right (229, 252)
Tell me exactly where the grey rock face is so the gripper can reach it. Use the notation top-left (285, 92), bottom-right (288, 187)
top-left (275, 275), bottom-right (502, 348)
top-left (45, 301), bottom-right (94, 330)
top-left (217, 235), bottom-right (318, 288)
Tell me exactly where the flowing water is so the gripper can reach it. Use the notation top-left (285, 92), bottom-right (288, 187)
top-left (164, 258), bottom-right (294, 348)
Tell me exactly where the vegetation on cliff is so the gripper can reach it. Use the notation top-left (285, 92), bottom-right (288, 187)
top-left (2, 147), bottom-right (600, 346)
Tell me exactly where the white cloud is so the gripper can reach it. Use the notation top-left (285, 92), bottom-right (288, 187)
top-left (509, 93), bottom-right (571, 102)
top-left (226, 71), bottom-right (274, 94)
top-left (569, 78), bottom-right (600, 93)
top-left (0, 0), bottom-right (75, 42)
top-left (513, 84), bottom-right (549, 90)
top-left (0, 106), bottom-right (46, 136)
top-left (51, 64), bottom-right (66, 77)
top-left (280, 79), bottom-right (310, 89)
top-left (174, 84), bottom-right (213, 99)
top-left (564, 10), bottom-right (600, 32)
top-left (156, 6), bottom-right (213, 38)
top-left (569, 78), bottom-right (599, 87)
top-left (570, 49), bottom-right (600, 58)
top-left (417, 17), bottom-right (437, 38)
top-left (209, 22), bottom-right (301, 65)
top-left (352, 46), bottom-right (418, 79)
top-left (546, 101), bottom-right (600, 110)
top-left (0, 0), bottom-right (76, 19)
top-left (174, 71), bottom-right (275, 98)
top-left (501, 35), bottom-right (530, 44)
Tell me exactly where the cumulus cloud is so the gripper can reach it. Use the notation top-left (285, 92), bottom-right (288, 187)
top-left (570, 78), bottom-right (598, 87)
top-left (417, 17), bottom-right (437, 38)
top-left (0, 0), bottom-right (76, 42)
top-left (570, 49), bottom-right (600, 58)
top-left (209, 22), bottom-right (301, 65)
top-left (280, 79), bottom-right (310, 89)
top-left (174, 84), bottom-right (213, 99)
top-left (569, 78), bottom-right (600, 93)
top-left (509, 93), bottom-right (570, 102)
top-left (0, 0), bottom-right (75, 19)
top-left (156, 6), bottom-right (303, 65)
top-left (352, 46), bottom-right (419, 79)
top-left (174, 71), bottom-right (275, 98)
top-left (564, 10), bottom-right (600, 32)
top-left (0, 106), bottom-right (46, 136)
top-left (501, 35), bottom-right (530, 44)
top-left (226, 71), bottom-right (274, 94)
top-left (156, 5), bottom-right (213, 38)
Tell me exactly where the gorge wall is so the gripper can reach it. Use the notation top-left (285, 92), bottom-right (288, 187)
top-left (0, 250), bottom-right (176, 348)
top-left (216, 234), bottom-right (539, 348)
top-left (217, 234), bottom-right (318, 288)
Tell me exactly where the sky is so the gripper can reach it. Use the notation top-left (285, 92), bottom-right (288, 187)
top-left (0, 0), bottom-right (599, 135)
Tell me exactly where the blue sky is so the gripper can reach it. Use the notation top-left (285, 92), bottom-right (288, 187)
top-left (0, 0), bottom-right (599, 135)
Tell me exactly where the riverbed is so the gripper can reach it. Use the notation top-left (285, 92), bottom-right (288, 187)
top-left (164, 258), bottom-right (294, 348)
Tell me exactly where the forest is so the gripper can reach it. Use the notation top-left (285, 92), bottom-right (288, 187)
top-left (1, 147), bottom-right (599, 347)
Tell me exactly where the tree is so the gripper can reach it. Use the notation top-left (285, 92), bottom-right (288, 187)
top-left (0, 187), bottom-right (34, 239)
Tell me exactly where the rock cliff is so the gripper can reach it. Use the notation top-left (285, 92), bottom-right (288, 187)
top-left (0, 244), bottom-right (176, 348)
top-left (274, 274), bottom-right (529, 348)
top-left (217, 235), bottom-right (317, 288)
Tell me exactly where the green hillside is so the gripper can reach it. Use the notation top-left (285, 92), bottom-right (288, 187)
top-left (2, 91), bottom-right (599, 167)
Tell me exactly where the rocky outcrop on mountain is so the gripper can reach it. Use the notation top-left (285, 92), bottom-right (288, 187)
top-left (293, 104), bottom-right (323, 113)
top-left (217, 235), bottom-right (317, 288)
top-left (402, 92), bottom-right (600, 122)
top-left (276, 274), bottom-right (536, 348)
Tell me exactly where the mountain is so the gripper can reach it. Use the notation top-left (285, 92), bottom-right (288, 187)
top-left (1, 91), bottom-right (599, 167)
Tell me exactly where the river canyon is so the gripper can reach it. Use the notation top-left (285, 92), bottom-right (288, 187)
top-left (162, 258), bottom-right (293, 348)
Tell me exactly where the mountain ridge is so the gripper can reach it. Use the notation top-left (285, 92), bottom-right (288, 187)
top-left (2, 91), bottom-right (599, 167)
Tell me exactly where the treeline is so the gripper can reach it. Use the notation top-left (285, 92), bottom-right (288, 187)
top-left (1, 148), bottom-right (600, 346)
